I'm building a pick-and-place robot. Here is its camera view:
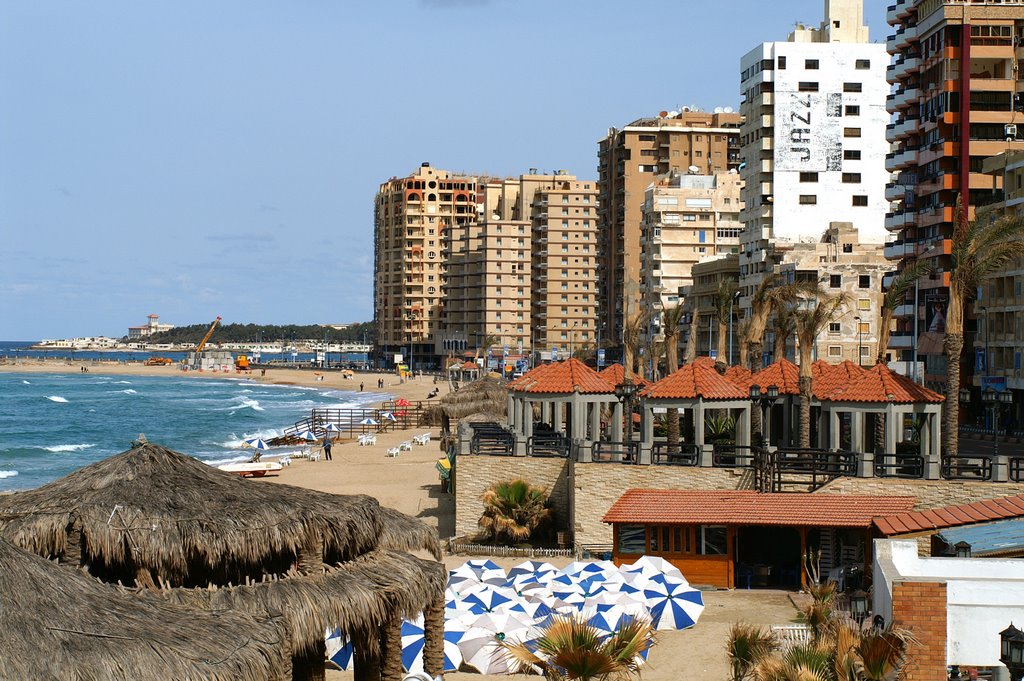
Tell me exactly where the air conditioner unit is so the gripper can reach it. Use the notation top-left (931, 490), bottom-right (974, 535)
top-left (1007, 124), bottom-right (1018, 140)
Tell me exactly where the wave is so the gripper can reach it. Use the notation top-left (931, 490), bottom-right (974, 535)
top-left (227, 397), bottom-right (264, 412)
top-left (217, 428), bottom-right (283, 449)
top-left (0, 471), bottom-right (17, 479)
top-left (120, 389), bottom-right (138, 395)
top-left (21, 380), bottom-right (30, 385)
top-left (42, 443), bottom-right (96, 453)
top-left (45, 395), bottom-right (68, 403)
top-left (114, 380), bottom-right (132, 385)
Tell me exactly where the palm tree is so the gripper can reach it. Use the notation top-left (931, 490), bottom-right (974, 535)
top-left (622, 311), bottom-right (649, 381)
top-left (727, 623), bottom-right (777, 681)
top-left (477, 478), bottom-right (552, 545)
top-left (873, 261), bottom-right (931, 452)
top-left (661, 304), bottom-right (687, 451)
top-left (944, 204), bottom-right (1024, 456)
top-left (737, 317), bottom-right (751, 369)
top-left (714, 279), bottom-right (740, 365)
top-left (500, 613), bottom-right (656, 681)
top-left (772, 306), bottom-right (797, 364)
top-left (476, 333), bottom-right (500, 361)
top-left (793, 291), bottom-right (849, 448)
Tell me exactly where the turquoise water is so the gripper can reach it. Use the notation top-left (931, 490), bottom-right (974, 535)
top-left (0, 371), bottom-right (386, 491)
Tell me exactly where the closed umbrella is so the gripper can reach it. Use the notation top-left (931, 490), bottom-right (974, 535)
top-left (400, 617), bottom-right (464, 673)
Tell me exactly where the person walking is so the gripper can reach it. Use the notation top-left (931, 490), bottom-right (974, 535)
top-left (322, 436), bottom-right (333, 461)
top-left (359, 382), bottom-right (364, 392)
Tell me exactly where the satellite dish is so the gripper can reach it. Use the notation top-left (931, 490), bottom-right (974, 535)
top-left (714, 107), bottom-right (724, 114)
top-left (668, 110), bottom-right (679, 117)
top-left (688, 165), bottom-right (700, 174)
top-left (724, 106), bottom-right (734, 113)
top-left (659, 110), bottom-right (669, 118)
top-left (681, 106), bottom-right (691, 112)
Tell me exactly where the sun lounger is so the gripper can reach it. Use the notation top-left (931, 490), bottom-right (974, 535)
top-left (399, 441), bottom-right (413, 451)
top-left (386, 447), bottom-right (400, 458)
top-left (413, 433), bottom-right (431, 446)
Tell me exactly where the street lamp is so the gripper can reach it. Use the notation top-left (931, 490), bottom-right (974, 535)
top-left (983, 388), bottom-right (1013, 458)
top-left (849, 589), bottom-right (869, 625)
top-left (1001, 622), bottom-right (1024, 681)
top-left (729, 289), bottom-right (740, 366)
top-left (570, 321), bottom-right (579, 357)
top-left (855, 315), bottom-right (863, 367)
top-left (953, 541), bottom-right (972, 558)
top-left (614, 380), bottom-right (640, 453)
top-left (749, 384), bottom-right (780, 445)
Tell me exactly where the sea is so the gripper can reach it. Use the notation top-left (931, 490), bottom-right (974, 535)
top-left (0, 342), bottom-right (386, 492)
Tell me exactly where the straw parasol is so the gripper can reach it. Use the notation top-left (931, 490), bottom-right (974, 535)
top-left (0, 535), bottom-right (289, 681)
top-left (436, 377), bottom-right (508, 427)
top-left (0, 442), bottom-right (439, 585)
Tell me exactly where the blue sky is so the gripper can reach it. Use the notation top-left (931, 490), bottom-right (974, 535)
top-left (0, 0), bottom-right (888, 340)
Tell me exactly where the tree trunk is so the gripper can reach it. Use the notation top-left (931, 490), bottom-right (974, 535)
top-left (774, 330), bottom-right (788, 363)
top-left (799, 375), bottom-right (813, 449)
top-left (422, 597), bottom-right (445, 678)
top-left (292, 641), bottom-right (327, 681)
top-left (874, 360), bottom-right (886, 453)
top-left (738, 341), bottom-right (748, 371)
top-left (666, 333), bottom-right (680, 452)
top-left (748, 340), bottom-right (763, 439)
top-left (380, 613), bottom-right (404, 681)
top-left (352, 626), bottom-right (381, 681)
top-left (717, 320), bottom-right (728, 365)
top-left (943, 333), bottom-right (964, 457)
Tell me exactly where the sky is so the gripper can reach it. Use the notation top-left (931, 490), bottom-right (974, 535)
top-left (0, 0), bottom-right (889, 340)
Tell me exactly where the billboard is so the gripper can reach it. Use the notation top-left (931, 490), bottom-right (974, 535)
top-left (776, 91), bottom-right (843, 172)
top-left (925, 293), bottom-right (947, 334)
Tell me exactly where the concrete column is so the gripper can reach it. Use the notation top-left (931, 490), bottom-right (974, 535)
top-left (553, 401), bottom-right (564, 433)
top-left (571, 393), bottom-right (585, 441)
top-left (639, 405), bottom-right (654, 464)
top-left (612, 402), bottom-right (624, 461)
top-left (828, 411), bottom-right (841, 450)
top-left (926, 410), bottom-right (941, 479)
top-left (735, 405), bottom-right (750, 448)
top-left (885, 405), bottom-right (900, 455)
top-left (782, 399), bottom-right (792, 447)
top-left (589, 401), bottom-right (602, 442)
top-left (694, 401), bottom-right (705, 449)
top-left (816, 408), bottom-right (828, 449)
top-left (855, 411), bottom-right (874, 478)
top-left (850, 411), bottom-right (864, 453)
top-left (507, 394), bottom-right (517, 432)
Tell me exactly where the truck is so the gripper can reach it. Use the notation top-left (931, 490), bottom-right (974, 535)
top-left (235, 355), bottom-right (250, 371)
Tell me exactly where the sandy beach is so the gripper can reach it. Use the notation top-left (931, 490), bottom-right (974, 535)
top-left (1, 357), bottom-right (800, 678)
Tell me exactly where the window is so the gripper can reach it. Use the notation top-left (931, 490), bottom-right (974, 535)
top-left (638, 134), bottom-right (656, 142)
top-left (799, 195), bottom-right (817, 205)
top-left (859, 275), bottom-right (871, 288)
top-left (805, 59), bottom-right (819, 69)
top-left (859, 321), bottom-right (871, 333)
top-left (860, 345), bottom-right (870, 358)
top-left (829, 274), bottom-right (841, 288)
top-left (852, 195), bottom-right (868, 206)
top-left (844, 128), bottom-right (862, 138)
top-left (698, 526), bottom-right (727, 555)
top-left (778, 55), bottom-right (787, 69)
top-left (618, 525), bottom-right (646, 553)
top-left (842, 173), bottom-right (861, 183)
top-left (858, 298), bottom-right (871, 310)
top-left (828, 345), bottom-right (843, 357)
top-left (798, 81), bottom-right (819, 92)
top-left (845, 105), bottom-right (860, 116)
top-left (855, 59), bottom-right (871, 70)
top-left (844, 149), bottom-right (861, 160)
top-left (843, 82), bottom-right (862, 93)
top-left (829, 322), bottom-right (841, 334)
top-left (800, 172), bottom-right (819, 182)
top-left (842, 243), bottom-right (854, 253)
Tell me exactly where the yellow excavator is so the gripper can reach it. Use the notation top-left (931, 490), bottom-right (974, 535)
top-left (195, 317), bottom-right (221, 353)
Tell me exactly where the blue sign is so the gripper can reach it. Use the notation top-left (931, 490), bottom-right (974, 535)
top-left (551, 347), bottom-right (559, 361)
top-left (597, 348), bottom-right (606, 367)
top-left (976, 349), bottom-right (987, 373)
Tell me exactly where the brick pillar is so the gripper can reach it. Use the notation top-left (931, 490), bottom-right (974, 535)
top-left (891, 580), bottom-right (947, 681)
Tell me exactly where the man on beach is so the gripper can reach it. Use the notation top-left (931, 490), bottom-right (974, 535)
top-left (322, 436), bottom-right (333, 461)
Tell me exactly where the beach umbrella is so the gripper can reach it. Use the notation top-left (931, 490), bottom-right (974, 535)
top-left (381, 412), bottom-right (398, 421)
top-left (460, 586), bottom-right (519, 614)
top-left (450, 559), bottom-right (507, 586)
top-left (446, 598), bottom-right (487, 617)
top-left (458, 612), bottom-right (535, 675)
top-left (295, 430), bottom-right (318, 441)
top-left (359, 417), bottom-right (379, 426)
top-left (561, 561), bottom-right (614, 580)
top-left (507, 560), bottom-right (560, 582)
top-left (500, 600), bottom-right (552, 620)
top-left (325, 629), bottom-right (353, 671)
top-left (401, 617), bottom-right (464, 673)
top-left (642, 579), bottom-right (704, 630)
top-left (446, 573), bottom-right (482, 596)
top-left (324, 423), bottom-right (344, 432)
top-left (549, 589), bottom-right (588, 612)
top-left (243, 437), bottom-right (270, 450)
top-left (627, 556), bottom-right (685, 581)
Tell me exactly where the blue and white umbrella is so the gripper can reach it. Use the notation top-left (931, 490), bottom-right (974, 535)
top-left (626, 555), bottom-right (684, 582)
top-left (460, 586), bottom-right (518, 614)
top-left (381, 412), bottom-right (398, 421)
top-left (243, 437), bottom-right (271, 450)
top-left (295, 430), bottom-right (318, 441)
top-left (359, 417), bottom-right (379, 426)
top-left (450, 559), bottom-right (507, 586)
top-left (563, 560), bottom-right (615, 579)
top-left (324, 423), bottom-right (344, 432)
top-left (325, 628), bottom-right (353, 670)
top-left (507, 560), bottom-right (559, 581)
top-left (458, 612), bottom-right (535, 675)
top-left (400, 617), bottom-right (464, 673)
top-left (642, 579), bottom-right (704, 630)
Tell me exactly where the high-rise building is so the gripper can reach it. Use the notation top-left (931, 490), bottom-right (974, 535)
top-left (597, 110), bottom-right (742, 357)
top-left (736, 0), bottom-right (891, 367)
top-left (374, 164), bottom-right (597, 368)
top-left (885, 0), bottom-right (1024, 391)
top-left (637, 170), bottom-right (742, 350)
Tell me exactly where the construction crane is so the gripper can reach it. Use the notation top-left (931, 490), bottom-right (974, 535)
top-left (195, 317), bottom-right (222, 353)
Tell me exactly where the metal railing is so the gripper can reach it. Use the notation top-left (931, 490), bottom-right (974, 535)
top-left (528, 433), bottom-right (570, 458)
top-left (590, 441), bottom-right (639, 463)
top-left (1011, 457), bottom-right (1024, 483)
top-left (941, 455), bottom-right (993, 481)
top-left (873, 454), bottom-right (925, 479)
top-left (469, 424), bottom-right (515, 456)
top-left (712, 444), bottom-right (757, 468)
top-left (769, 449), bottom-right (857, 492)
top-left (651, 443), bottom-right (700, 466)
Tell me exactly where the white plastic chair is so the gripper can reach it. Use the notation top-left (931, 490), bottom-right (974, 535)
top-left (386, 447), bottom-right (400, 458)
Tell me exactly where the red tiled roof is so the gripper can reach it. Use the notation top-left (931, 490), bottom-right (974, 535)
top-left (874, 494), bottom-right (1024, 536)
top-left (598, 364), bottom-right (650, 387)
top-left (822, 363), bottom-right (944, 404)
top-left (462, 362), bottom-right (480, 370)
top-left (750, 359), bottom-right (801, 395)
top-left (603, 489), bottom-right (916, 528)
top-left (724, 365), bottom-right (753, 391)
top-left (640, 357), bottom-right (747, 400)
top-left (506, 358), bottom-right (616, 394)
top-left (812, 360), bottom-right (868, 400)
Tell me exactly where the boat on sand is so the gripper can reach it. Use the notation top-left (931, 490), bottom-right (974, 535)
top-left (217, 461), bottom-right (283, 477)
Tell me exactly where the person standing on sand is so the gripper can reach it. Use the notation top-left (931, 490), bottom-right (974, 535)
top-left (322, 436), bottom-right (333, 461)
top-left (359, 382), bottom-right (364, 391)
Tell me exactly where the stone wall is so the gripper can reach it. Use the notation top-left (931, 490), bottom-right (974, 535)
top-left (818, 477), bottom-right (1024, 510)
top-left (454, 456), bottom-right (570, 540)
top-left (571, 464), bottom-right (754, 548)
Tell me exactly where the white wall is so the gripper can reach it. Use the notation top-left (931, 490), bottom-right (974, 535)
top-left (874, 539), bottom-right (1024, 667)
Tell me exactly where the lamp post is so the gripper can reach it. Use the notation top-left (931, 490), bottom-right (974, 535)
top-left (849, 589), bottom-right (869, 625)
top-left (729, 290), bottom-right (740, 366)
top-left (855, 315), bottom-right (863, 367)
top-left (570, 321), bottom-right (579, 358)
top-left (1001, 622), bottom-right (1024, 681)
top-left (983, 388), bottom-right (1012, 458)
top-left (614, 380), bottom-right (640, 454)
top-left (749, 384), bottom-right (780, 445)
top-left (596, 321), bottom-right (606, 368)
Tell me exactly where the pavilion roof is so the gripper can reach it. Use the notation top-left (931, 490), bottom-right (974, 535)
top-left (874, 493), bottom-right (1024, 536)
top-left (723, 365), bottom-right (753, 391)
top-left (507, 358), bottom-right (616, 394)
top-left (821, 363), bottom-right (944, 404)
top-left (749, 358), bottom-right (801, 395)
top-left (598, 364), bottom-right (650, 387)
top-left (640, 357), bottom-right (747, 401)
top-left (812, 360), bottom-right (868, 399)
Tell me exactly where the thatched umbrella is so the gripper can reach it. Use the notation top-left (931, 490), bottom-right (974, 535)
top-left (0, 535), bottom-right (288, 681)
top-left (437, 377), bottom-right (508, 432)
top-left (0, 442), bottom-right (438, 585)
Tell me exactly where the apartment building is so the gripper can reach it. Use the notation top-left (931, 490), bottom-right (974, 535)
top-left (683, 253), bottom-right (742, 362)
top-left (736, 0), bottom-right (891, 368)
top-left (886, 0), bottom-right (1024, 392)
top-left (597, 109), bottom-right (742, 356)
top-left (374, 163), bottom-right (478, 368)
top-left (374, 164), bottom-right (597, 368)
top-left (637, 170), bottom-right (742, 351)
